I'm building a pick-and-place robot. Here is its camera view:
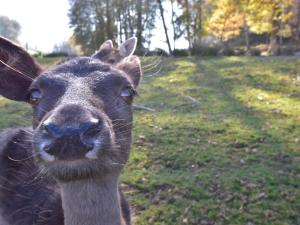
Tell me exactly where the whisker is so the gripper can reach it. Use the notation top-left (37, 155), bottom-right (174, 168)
top-left (7, 151), bottom-right (38, 162)
top-left (142, 56), bottom-right (162, 69)
top-left (0, 58), bottom-right (35, 81)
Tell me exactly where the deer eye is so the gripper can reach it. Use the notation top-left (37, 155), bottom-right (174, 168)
top-left (120, 87), bottom-right (137, 103)
top-left (29, 89), bottom-right (42, 104)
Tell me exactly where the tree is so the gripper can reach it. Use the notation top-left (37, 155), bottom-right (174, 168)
top-left (241, 0), bottom-right (251, 53)
top-left (68, 0), bottom-right (299, 55)
top-left (169, 0), bottom-right (186, 50)
top-left (170, 0), bottom-right (177, 49)
top-left (176, 0), bottom-right (213, 50)
top-left (117, 0), bottom-right (157, 52)
top-left (68, 0), bottom-right (115, 54)
top-left (69, 0), bottom-right (157, 54)
top-left (207, 0), bottom-right (294, 55)
top-left (182, 0), bottom-right (192, 49)
top-left (192, 0), bottom-right (203, 48)
top-left (53, 42), bottom-right (77, 55)
top-left (208, 0), bottom-right (244, 42)
top-left (0, 16), bottom-right (21, 42)
top-left (292, 0), bottom-right (300, 42)
top-left (247, 0), bottom-right (293, 55)
top-left (157, 0), bottom-right (172, 53)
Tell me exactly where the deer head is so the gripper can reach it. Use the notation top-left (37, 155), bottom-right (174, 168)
top-left (0, 36), bottom-right (141, 181)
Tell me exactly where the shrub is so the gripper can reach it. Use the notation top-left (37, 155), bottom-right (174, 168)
top-left (173, 49), bottom-right (190, 57)
top-left (279, 46), bottom-right (299, 56)
top-left (140, 48), bottom-right (169, 57)
top-left (233, 49), bottom-right (245, 56)
top-left (218, 47), bottom-right (235, 56)
top-left (249, 48), bottom-right (261, 56)
top-left (44, 52), bottom-right (70, 57)
top-left (191, 46), bottom-right (219, 56)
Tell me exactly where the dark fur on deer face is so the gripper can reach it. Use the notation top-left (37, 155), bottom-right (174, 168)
top-left (0, 36), bottom-right (141, 182)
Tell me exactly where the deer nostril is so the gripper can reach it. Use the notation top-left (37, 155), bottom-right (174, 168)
top-left (80, 118), bottom-right (100, 134)
top-left (80, 118), bottom-right (101, 148)
top-left (43, 123), bottom-right (63, 138)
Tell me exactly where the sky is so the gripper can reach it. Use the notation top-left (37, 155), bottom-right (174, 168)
top-left (0, 0), bottom-right (73, 52)
top-left (0, 0), bottom-right (188, 53)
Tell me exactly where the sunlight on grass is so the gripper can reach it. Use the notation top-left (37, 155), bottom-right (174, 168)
top-left (1, 56), bottom-right (299, 225)
top-left (234, 86), bottom-right (300, 117)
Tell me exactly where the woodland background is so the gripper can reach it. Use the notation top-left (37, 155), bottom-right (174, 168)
top-left (0, 1), bottom-right (300, 224)
top-left (2, 0), bottom-right (300, 56)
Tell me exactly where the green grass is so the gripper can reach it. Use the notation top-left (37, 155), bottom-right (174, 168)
top-left (1, 56), bottom-right (300, 224)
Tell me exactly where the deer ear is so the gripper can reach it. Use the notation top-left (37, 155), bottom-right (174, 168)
top-left (119, 37), bottom-right (137, 57)
top-left (92, 40), bottom-right (113, 60)
top-left (0, 36), bottom-right (43, 101)
top-left (117, 55), bottom-right (142, 88)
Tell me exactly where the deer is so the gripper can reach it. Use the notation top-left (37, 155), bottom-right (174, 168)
top-left (0, 36), bottom-right (140, 225)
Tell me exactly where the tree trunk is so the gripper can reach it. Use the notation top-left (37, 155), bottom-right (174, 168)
top-left (92, 0), bottom-right (105, 50)
top-left (243, 0), bottom-right (250, 54)
top-left (294, 0), bottom-right (300, 43)
top-left (118, 18), bottom-right (123, 43)
top-left (268, 32), bottom-right (279, 55)
top-left (124, 12), bottom-right (128, 40)
top-left (184, 0), bottom-right (192, 49)
top-left (117, 0), bottom-right (123, 43)
top-left (127, 4), bottom-right (134, 37)
top-left (194, 0), bottom-right (202, 48)
top-left (268, 6), bottom-right (279, 56)
top-left (244, 24), bottom-right (250, 54)
top-left (278, 16), bottom-right (283, 55)
top-left (157, 0), bottom-right (172, 54)
top-left (105, 0), bottom-right (114, 40)
top-left (171, 0), bottom-right (176, 50)
top-left (136, 0), bottom-right (143, 52)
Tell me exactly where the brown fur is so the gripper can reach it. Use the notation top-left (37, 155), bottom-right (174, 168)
top-left (0, 36), bottom-right (141, 225)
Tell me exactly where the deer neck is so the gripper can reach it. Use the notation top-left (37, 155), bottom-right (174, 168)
top-left (60, 175), bottom-right (124, 225)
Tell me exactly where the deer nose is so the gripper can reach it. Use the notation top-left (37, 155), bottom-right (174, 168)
top-left (43, 118), bottom-right (99, 137)
top-left (42, 118), bottom-right (100, 148)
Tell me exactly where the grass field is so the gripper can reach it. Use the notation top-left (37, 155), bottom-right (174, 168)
top-left (0, 56), bottom-right (300, 224)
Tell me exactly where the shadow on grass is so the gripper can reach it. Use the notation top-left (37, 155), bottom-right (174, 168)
top-left (0, 56), bottom-right (299, 225)
top-left (125, 57), bottom-right (300, 225)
